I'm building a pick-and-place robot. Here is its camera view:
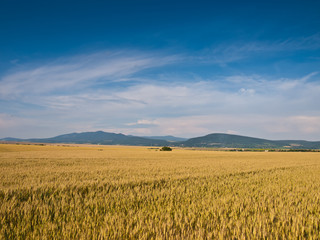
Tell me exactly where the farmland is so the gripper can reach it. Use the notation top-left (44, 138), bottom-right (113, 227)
top-left (1, 144), bottom-right (320, 239)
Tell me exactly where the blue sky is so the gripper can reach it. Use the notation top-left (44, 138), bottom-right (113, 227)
top-left (1, 0), bottom-right (320, 140)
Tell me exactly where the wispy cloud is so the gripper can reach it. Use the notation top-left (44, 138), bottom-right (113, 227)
top-left (126, 119), bottom-right (159, 126)
top-left (197, 33), bottom-right (320, 65)
top-left (0, 49), bottom-right (319, 140)
top-left (96, 113), bottom-right (320, 141)
top-left (0, 50), bottom-right (180, 99)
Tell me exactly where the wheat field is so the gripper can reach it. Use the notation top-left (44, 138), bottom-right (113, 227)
top-left (0, 143), bottom-right (320, 239)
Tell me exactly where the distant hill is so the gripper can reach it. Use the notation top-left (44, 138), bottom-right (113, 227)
top-left (1, 131), bottom-right (320, 149)
top-left (181, 133), bottom-right (320, 149)
top-left (1, 131), bottom-right (169, 146)
top-left (1, 137), bottom-right (23, 142)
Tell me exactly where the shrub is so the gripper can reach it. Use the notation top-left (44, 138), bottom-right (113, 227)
top-left (160, 146), bottom-right (172, 151)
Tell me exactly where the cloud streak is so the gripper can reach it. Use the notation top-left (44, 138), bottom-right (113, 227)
top-left (197, 33), bottom-right (320, 65)
top-left (0, 50), bottom-right (319, 140)
top-left (0, 50), bottom-right (179, 99)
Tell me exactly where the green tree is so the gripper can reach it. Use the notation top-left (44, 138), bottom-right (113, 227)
top-left (160, 146), bottom-right (172, 151)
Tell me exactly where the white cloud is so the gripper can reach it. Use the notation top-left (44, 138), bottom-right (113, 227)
top-left (239, 88), bottom-right (255, 95)
top-left (0, 113), bottom-right (39, 138)
top-left (4, 72), bottom-right (320, 139)
top-left (0, 49), bottom-right (319, 140)
top-left (226, 130), bottom-right (240, 135)
top-left (0, 50), bottom-right (179, 99)
top-left (119, 114), bottom-right (320, 140)
top-left (0, 113), bottom-right (18, 129)
top-left (126, 119), bottom-right (159, 126)
top-left (199, 34), bottom-right (320, 65)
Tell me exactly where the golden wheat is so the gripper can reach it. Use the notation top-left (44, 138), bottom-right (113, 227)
top-left (0, 144), bottom-right (319, 239)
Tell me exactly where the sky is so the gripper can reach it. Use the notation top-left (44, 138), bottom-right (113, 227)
top-left (0, 0), bottom-right (320, 140)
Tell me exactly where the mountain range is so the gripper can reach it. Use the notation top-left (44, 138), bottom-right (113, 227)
top-left (1, 131), bottom-right (320, 149)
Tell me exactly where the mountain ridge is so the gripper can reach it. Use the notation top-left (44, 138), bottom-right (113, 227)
top-left (180, 133), bottom-right (320, 149)
top-left (1, 131), bottom-right (320, 149)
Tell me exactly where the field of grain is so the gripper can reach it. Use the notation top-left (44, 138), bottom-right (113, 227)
top-left (0, 143), bottom-right (320, 239)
